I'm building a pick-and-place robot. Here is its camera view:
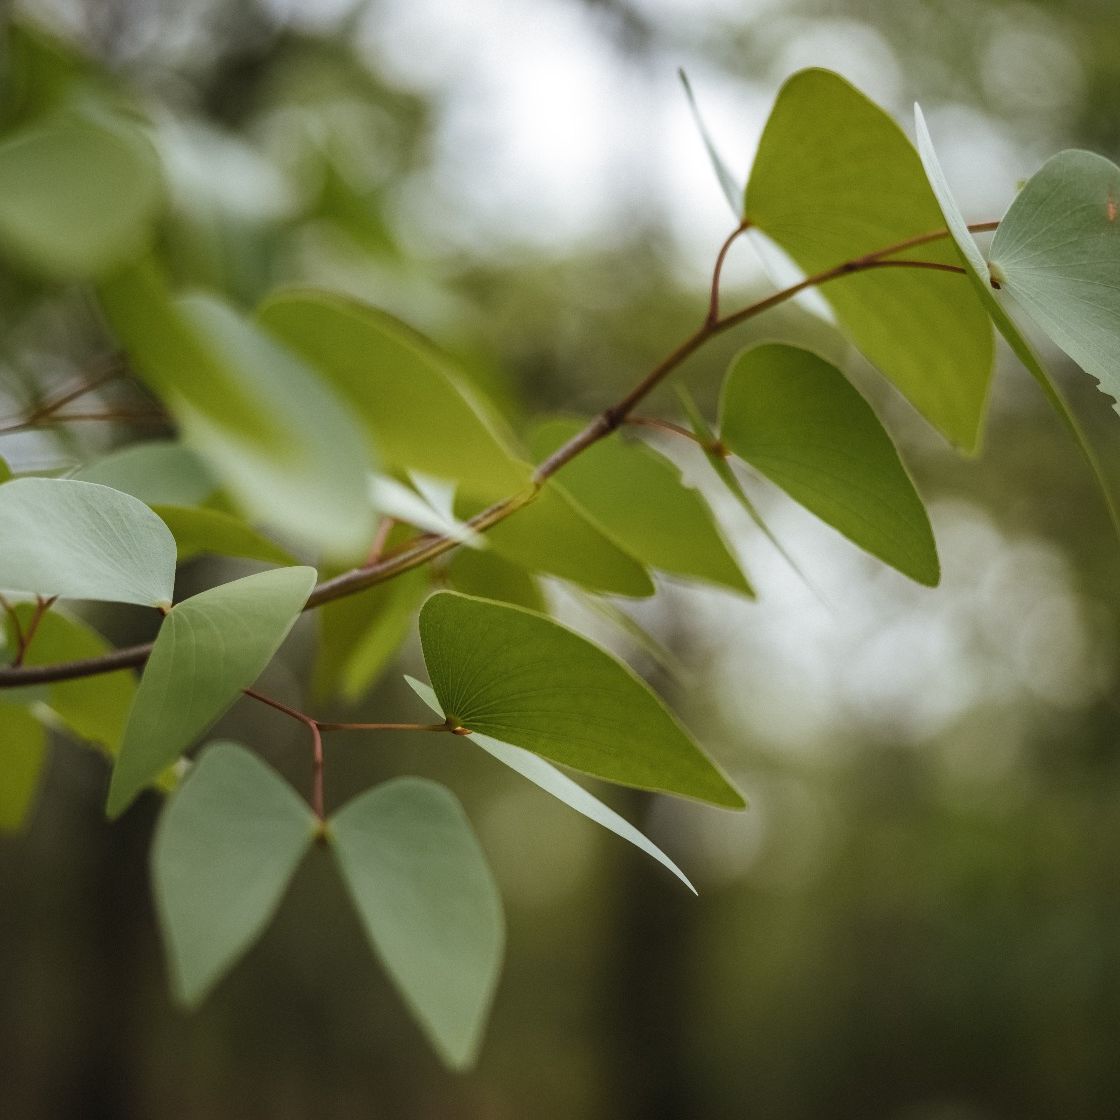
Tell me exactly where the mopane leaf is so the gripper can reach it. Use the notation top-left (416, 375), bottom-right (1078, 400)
top-left (257, 290), bottom-right (529, 500)
top-left (988, 150), bottom-right (1120, 405)
top-left (0, 116), bottom-right (161, 278)
top-left (531, 418), bottom-right (752, 596)
top-left (151, 742), bottom-right (317, 1005)
top-left (447, 546), bottom-right (544, 612)
top-left (0, 477), bottom-right (176, 606)
top-left (406, 676), bottom-right (696, 892)
top-left (0, 706), bottom-right (47, 831)
top-left (419, 591), bottom-right (743, 807)
top-left (914, 109), bottom-right (1120, 539)
top-left (679, 68), bottom-right (742, 219)
top-left (73, 441), bottom-right (216, 507)
top-left (107, 566), bottom-right (316, 817)
top-left (152, 505), bottom-right (295, 566)
top-left (100, 268), bottom-right (375, 561)
top-left (329, 777), bottom-right (504, 1071)
top-left (745, 69), bottom-right (993, 450)
top-left (719, 344), bottom-right (938, 585)
top-left (482, 485), bottom-right (654, 598)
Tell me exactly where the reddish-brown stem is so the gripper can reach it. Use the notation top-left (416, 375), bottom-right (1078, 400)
top-left (14, 596), bottom-right (56, 668)
top-left (0, 218), bottom-right (998, 690)
top-left (0, 595), bottom-right (25, 664)
top-left (0, 410), bottom-right (166, 436)
top-left (624, 415), bottom-right (708, 446)
top-left (364, 517), bottom-right (396, 568)
top-left (318, 721), bottom-right (452, 733)
top-left (707, 220), bottom-right (750, 325)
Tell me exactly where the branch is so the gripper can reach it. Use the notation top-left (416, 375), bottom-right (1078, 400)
top-left (0, 221), bottom-right (993, 690)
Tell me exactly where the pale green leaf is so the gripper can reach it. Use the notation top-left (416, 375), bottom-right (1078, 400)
top-left (914, 108), bottom-right (1120, 540)
top-left (719, 344), bottom-right (938, 585)
top-left (73, 441), bottom-right (215, 507)
top-left (0, 477), bottom-right (176, 606)
top-left (107, 566), bottom-right (317, 817)
top-left (257, 290), bottom-right (529, 500)
top-left (151, 741), bottom-right (317, 1005)
top-left (329, 777), bottom-right (504, 1070)
top-left (745, 69), bottom-right (993, 450)
top-left (0, 115), bottom-right (161, 278)
top-left (988, 150), bottom-right (1120, 404)
top-left (419, 591), bottom-right (743, 807)
top-left (531, 418), bottom-right (752, 595)
top-left (679, 68), bottom-right (742, 219)
top-left (152, 505), bottom-right (295, 566)
top-left (406, 676), bottom-right (696, 893)
top-left (0, 706), bottom-right (47, 831)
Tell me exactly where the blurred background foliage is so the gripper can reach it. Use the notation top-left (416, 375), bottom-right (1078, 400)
top-left (3, 0), bottom-right (1120, 1117)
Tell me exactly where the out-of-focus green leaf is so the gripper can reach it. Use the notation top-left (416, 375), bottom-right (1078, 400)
top-left (406, 675), bottom-right (696, 892)
top-left (988, 150), bottom-right (1120, 404)
top-left (257, 290), bottom-right (529, 500)
top-left (0, 456), bottom-right (11, 483)
top-left (531, 418), bottom-right (752, 596)
top-left (329, 777), bottom-right (504, 1071)
top-left (0, 706), bottom-right (47, 831)
top-left (314, 567), bottom-right (428, 703)
top-left (447, 547), bottom-right (544, 612)
top-left (679, 68), bottom-right (742, 219)
top-left (719, 344), bottom-right (938, 585)
top-left (914, 109), bottom-right (1120, 540)
top-left (73, 441), bottom-right (216, 507)
top-left (99, 267), bottom-right (375, 562)
top-left (745, 69), bottom-right (993, 451)
top-left (482, 486), bottom-right (654, 598)
top-left (8, 604), bottom-right (134, 753)
top-left (0, 477), bottom-right (176, 606)
top-left (152, 505), bottom-right (295, 566)
top-left (419, 591), bottom-right (743, 807)
top-left (151, 741), bottom-right (317, 1005)
top-left (107, 566), bottom-right (317, 817)
top-left (0, 115), bottom-right (161, 278)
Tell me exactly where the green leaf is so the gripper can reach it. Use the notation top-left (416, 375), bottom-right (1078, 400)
top-left (257, 290), bottom-right (529, 500)
top-left (419, 591), bottom-right (743, 808)
top-left (719, 343), bottom-right (938, 585)
top-left (152, 505), bottom-right (295, 566)
top-left (314, 567), bottom-right (428, 703)
top-left (0, 456), bottom-right (11, 483)
top-left (329, 777), bottom-right (504, 1070)
top-left (8, 604), bottom-right (134, 752)
top-left (745, 69), bottom-right (993, 451)
top-left (0, 477), bottom-right (176, 606)
top-left (99, 267), bottom-right (376, 562)
top-left (447, 547), bottom-right (544, 612)
top-left (0, 115), bottom-right (161, 278)
top-left (151, 742), bottom-right (317, 1005)
top-left (482, 485), bottom-right (654, 598)
top-left (914, 109), bottom-right (1120, 541)
top-left (107, 566), bottom-right (317, 817)
top-left (678, 68), bottom-right (742, 219)
top-left (0, 706), bottom-right (47, 832)
top-left (406, 676), bottom-right (696, 892)
top-left (987, 150), bottom-right (1120, 404)
top-left (73, 441), bottom-right (216, 507)
top-left (531, 418), bottom-right (752, 596)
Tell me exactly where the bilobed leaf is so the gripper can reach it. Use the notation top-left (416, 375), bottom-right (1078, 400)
top-left (719, 344), bottom-right (938, 585)
top-left (73, 441), bottom-right (215, 507)
top-left (406, 676), bottom-right (696, 892)
top-left (152, 505), bottom-right (295, 566)
top-left (745, 69), bottom-right (993, 451)
top-left (329, 777), bottom-right (504, 1070)
top-left (107, 566), bottom-right (317, 817)
top-left (482, 485), bottom-right (654, 598)
top-left (257, 290), bottom-right (529, 500)
top-left (0, 115), bottom-right (161, 278)
top-left (914, 109), bottom-right (1120, 540)
top-left (531, 418), bottom-right (752, 596)
top-left (987, 150), bottom-right (1120, 404)
top-left (419, 591), bottom-right (743, 807)
top-left (0, 706), bottom-right (47, 831)
top-left (99, 267), bottom-right (375, 561)
top-left (679, 68), bottom-right (743, 219)
top-left (0, 477), bottom-right (176, 606)
top-left (151, 741), bottom-right (317, 1005)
